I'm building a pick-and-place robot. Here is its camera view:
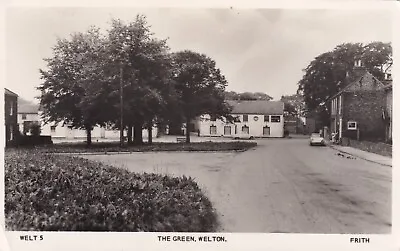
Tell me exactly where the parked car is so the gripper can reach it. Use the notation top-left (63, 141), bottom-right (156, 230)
top-left (233, 133), bottom-right (254, 140)
top-left (309, 133), bottom-right (325, 146)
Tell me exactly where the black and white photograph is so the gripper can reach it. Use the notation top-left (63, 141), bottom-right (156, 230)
top-left (1, 1), bottom-right (398, 250)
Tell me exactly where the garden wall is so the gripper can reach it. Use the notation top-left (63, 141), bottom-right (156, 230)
top-left (341, 137), bottom-right (392, 157)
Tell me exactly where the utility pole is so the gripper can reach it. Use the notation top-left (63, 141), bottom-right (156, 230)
top-left (120, 65), bottom-right (124, 147)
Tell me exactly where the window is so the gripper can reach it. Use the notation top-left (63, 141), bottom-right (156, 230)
top-left (10, 102), bottom-right (13, 115)
top-left (22, 114), bottom-right (27, 120)
top-left (253, 116), bottom-right (259, 121)
top-left (347, 121), bottom-right (357, 130)
top-left (264, 115), bottom-right (269, 122)
top-left (210, 125), bottom-right (217, 135)
top-left (271, 115), bottom-right (281, 123)
top-left (224, 126), bottom-right (231, 135)
top-left (242, 125), bottom-right (249, 134)
top-left (10, 125), bottom-right (13, 141)
top-left (50, 126), bottom-right (56, 133)
top-left (243, 114), bottom-right (248, 122)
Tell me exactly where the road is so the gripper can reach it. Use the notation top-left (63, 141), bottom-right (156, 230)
top-left (82, 137), bottom-right (392, 234)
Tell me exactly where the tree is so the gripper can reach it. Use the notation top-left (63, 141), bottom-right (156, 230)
top-left (171, 50), bottom-right (231, 143)
top-left (224, 91), bottom-right (273, 101)
top-left (38, 27), bottom-right (109, 146)
top-left (298, 42), bottom-right (392, 125)
top-left (280, 93), bottom-right (306, 117)
top-left (104, 16), bottom-right (171, 145)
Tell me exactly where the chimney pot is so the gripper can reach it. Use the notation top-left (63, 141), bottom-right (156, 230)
top-left (354, 59), bottom-right (362, 67)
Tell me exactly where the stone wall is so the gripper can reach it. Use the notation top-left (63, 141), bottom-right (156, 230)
top-left (341, 137), bottom-right (392, 157)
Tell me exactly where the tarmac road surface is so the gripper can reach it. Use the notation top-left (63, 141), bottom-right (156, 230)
top-left (83, 137), bottom-right (391, 233)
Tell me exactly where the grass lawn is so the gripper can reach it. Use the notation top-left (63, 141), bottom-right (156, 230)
top-left (24, 141), bottom-right (257, 153)
top-left (4, 148), bottom-right (218, 232)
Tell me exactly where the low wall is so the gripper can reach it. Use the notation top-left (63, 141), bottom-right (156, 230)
top-left (341, 137), bottom-right (392, 157)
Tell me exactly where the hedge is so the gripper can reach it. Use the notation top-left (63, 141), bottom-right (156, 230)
top-left (5, 149), bottom-right (218, 232)
top-left (32, 141), bottom-right (257, 153)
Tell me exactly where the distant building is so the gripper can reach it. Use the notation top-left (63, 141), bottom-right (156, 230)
top-left (17, 98), bottom-right (40, 135)
top-left (195, 100), bottom-right (285, 138)
top-left (4, 88), bottom-right (19, 146)
top-left (284, 114), bottom-right (305, 134)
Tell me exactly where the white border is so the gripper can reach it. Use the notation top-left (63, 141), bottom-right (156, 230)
top-left (1, 1), bottom-right (399, 251)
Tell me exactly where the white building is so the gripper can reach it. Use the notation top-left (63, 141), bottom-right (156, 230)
top-left (41, 121), bottom-right (157, 140)
top-left (16, 97), bottom-right (157, 140)
top-left (17, 98), bottom-right (40, 134)
top-left (196, 100), bottom-right (285, 138)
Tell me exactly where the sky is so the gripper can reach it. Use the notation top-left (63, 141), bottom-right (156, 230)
top-left (4, 6), bottom-right (393, 104)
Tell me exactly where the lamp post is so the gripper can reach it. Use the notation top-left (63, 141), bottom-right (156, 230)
top-left (119, 65), bottom-right (124, 147)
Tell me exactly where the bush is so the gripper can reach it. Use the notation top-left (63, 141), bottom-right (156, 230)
top-left (5, 149), bottom-right (218, 232)
top-left (17, 135), bottom-right (53, 146)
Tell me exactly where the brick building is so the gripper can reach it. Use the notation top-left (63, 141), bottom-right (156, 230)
top-left (4, 88), bottom-right (19, 146)
top-left (328, 63), bottom-right (390, 142)
top-left (383, 83), bottom-right (392, 143)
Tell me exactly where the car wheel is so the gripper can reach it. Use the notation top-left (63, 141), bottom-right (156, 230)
top-left (249, 136), bottom-right (254, 140)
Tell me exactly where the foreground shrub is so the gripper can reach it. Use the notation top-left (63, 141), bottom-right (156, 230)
top-left (5, 149), bottom-right (218, 232)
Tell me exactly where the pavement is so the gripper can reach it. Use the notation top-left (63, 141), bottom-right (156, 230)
top-left (81, 137), bottom-right (392, 234)
top-left (328, 143), bottom-right (392, 167)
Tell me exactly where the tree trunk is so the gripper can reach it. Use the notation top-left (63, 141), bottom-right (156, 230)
top-left (148, 126), bottom-right (153, 144)
top-left (127, 125), bottom-right (133, 145)
top-left (185, 117), bottom-right (191, 143)
top-left (133, 122), bottom-right (143, 145)
top-left (85, 125), bottom-right (92, 147)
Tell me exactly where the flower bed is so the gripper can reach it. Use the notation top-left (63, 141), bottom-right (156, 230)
top-left (5, 149), bottom-right (218, 232)
top-left (24, 141), bottom-right (257, 154)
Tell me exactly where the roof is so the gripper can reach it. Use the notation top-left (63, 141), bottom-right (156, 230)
top-left (226, 100), bottom-right (284, 115)
top-left (383, 82), bottom-right (392, 90)
top-left (328, 70), bottom-right (385, 101)
top-left (18, 98), bottom-right (39, 114)
top-left (4, 88), bottom-right (18, 97)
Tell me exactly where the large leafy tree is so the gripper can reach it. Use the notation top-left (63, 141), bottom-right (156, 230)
top-left (298, 42), bottom-right (392, 125)
top-left (280, 93), bottom-right (306, 117)
top-left (171, 50), bottom-right (231, 143)
top-left (224, 91), bottom-right (273, 101)
top-left (104, 16), bottom-right (171, 145)
top-left (38, 27), bottom-right (110, 146)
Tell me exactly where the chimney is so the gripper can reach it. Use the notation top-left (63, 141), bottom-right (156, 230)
top-left (351, 59), bottom-right (366, 81)
top-left (385, 73), bottom-right (392, 81)
top-left (354, 59), bottom-right (362, 68)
